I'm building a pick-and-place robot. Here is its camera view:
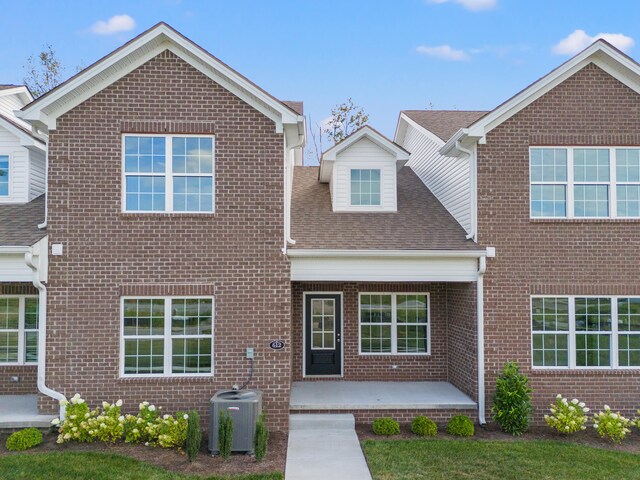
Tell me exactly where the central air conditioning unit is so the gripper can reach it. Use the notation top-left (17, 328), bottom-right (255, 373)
top-left (209, 390), bottom-right (262, 455)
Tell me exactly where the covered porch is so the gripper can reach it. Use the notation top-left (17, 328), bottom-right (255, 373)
top-left (290, 381), bottom-right (476, 411)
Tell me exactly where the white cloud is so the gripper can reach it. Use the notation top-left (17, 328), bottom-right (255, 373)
top-left (90, 15), bottom-right (136, 35)
top-left (552, 29), bottom-right (635, 55)
top-left (427, 0), bottom-right (497, 11)
top-left (416, 45), bottom-right (470, 61)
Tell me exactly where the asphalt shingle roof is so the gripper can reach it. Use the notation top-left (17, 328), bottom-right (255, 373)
top-left (291, 166), bottom-right (480, 250)
top-left (402, 110), bottom-right (489, 142)
top-left (0, 195), bottom-right (47, 246)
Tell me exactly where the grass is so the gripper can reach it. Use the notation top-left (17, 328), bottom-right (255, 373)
top-left (362, 439), bottom-right (640, 480)
top-left (0, 451), bottom-right (283, 480)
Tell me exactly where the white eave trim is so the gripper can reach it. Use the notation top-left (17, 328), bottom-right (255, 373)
top-left (287, 249), bottom-right (487, 258)
top-left (0, 116), bottom-right (46, 150)
top-left (395, 113), bottom-right (446, 147)
top-left (440, 41), bottom-right (640, 156)
top-left (0, 246), bottom-right (32, 253)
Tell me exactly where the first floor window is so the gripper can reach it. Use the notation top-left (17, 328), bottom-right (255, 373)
top-left (0, 155), bottom-right (8, 196)
top-left (0, 296), bottom-right (39, 364)
top-left (359, 293), bottom-right (429, 354)
top-left (532, 296), bottom-right (640, 369)
top-left (122, 297), bottom-right (213, 376)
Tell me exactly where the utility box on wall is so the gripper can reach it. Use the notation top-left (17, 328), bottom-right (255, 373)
top-left (209, 390), bottom-right (262, 454)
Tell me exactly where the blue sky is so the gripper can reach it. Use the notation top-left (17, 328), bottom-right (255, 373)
top-left (1, 0), bottom-right (639, 162)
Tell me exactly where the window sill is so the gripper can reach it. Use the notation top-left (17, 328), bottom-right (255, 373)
top-left (0, 362), bottom-right (38, 367)
top-left (531, 368), bottom-right (640, 374)
top-left (119, 212), bottom-right (217, 219)
top-left (530, 218), bottom-right (640, 223)
top-left (118, 375), bottom-right (215, 383)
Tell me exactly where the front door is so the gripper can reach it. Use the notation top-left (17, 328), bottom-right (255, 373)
top-left (304, 294), bottom-right (342, 376)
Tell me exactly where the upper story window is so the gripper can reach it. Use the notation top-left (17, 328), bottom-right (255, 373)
top-left (123, 135), bottom-right (214, 213)
top-left (350, 169), bottom-right (381, 206)
top-left (0, 156), bottom-right (8, 196)
top-left (530, 147), bottom-right (640, 219)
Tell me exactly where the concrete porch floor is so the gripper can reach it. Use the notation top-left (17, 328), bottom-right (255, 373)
top-left (0, 395), bottom-right (57, 428)
top-left (290, 381), bottom-right (476, 410)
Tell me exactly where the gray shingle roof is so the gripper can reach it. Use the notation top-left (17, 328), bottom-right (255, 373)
top-left (0, 195), bottom-right (47, 246)
top-left (282, 101), bottom-right (303, 115)
top-left (291, 166), bottom-right (480, 250)
top-left (0, 85), bottom-right (20, 91)
top-left (402, 110), bottom-right (489, 142)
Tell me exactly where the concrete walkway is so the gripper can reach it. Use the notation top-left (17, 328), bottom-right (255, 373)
top-left (0, 395), bottom-right (56, 428)
top-left (285, 414), bottom-right (372, 480)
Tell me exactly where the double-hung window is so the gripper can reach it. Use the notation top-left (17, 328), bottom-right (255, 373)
top-left (0, 155), bottom-right (9, 196)
top-left (530, 147), bottom-right (640, 218)
top-left (359, 293), bottom-right (429, 355)
top-left (532, 296), bottom-right (640, 369)
top-left (350, 169), bottom-right (381, 206)
top-left (121, 297), bottom-right (213, 377)
top-left (0, 296), bottom-right (39, 364)
top-left (123, 135), bottom-right (214, 213)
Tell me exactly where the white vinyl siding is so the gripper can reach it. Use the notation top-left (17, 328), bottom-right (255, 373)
top-left (331, 137), bottom-right (397, 212)
top-left (400, 122), bottom-right (471, 233)
top-left (29, 149), bottom-right (46, 200)
top-left (0, 125), bottom-right (29, 204)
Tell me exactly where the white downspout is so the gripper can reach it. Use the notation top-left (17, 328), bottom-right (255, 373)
top-left (25, 249), bottom-right (67, 419)
top-left (455, 139), bottom-right (476, 241)
top-left (38, 147), bottom-right (48, 230)
top-left (283, 127), bottom-right (305, 253)
top-left (477, 255), bottom-right (487, 425)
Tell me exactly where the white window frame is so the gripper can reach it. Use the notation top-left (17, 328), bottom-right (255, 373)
top-left (358, 292), bottom-right (430, 356)
top-left (0, 295), bottom-right (38, 366)
top-left (531, 295), bottom-right (640, 371)
top-left (0, 153), bottom-right (11, 198)
top-left (121, 134), bottom-right (215, 214)
top-left (119, 296), bottom-right (215, 378)
top-left (529, 146), bottom-right (640, 219)
top-left (348, 168), bottom-right (382, 208)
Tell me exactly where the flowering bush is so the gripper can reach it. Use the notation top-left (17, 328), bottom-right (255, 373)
top-left (593, 406), bottom-right (632, 444)
top-left (51, 394), bottom-right (188, 450)
top-left (544, 394), bottom-right (589, 434)
top-left (633, 410), bottom-right (640, 430)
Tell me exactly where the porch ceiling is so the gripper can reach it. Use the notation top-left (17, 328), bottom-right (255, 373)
top-left (290, 381), bottom-right (476, 411)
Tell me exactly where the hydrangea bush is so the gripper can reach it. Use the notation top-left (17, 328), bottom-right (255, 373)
top-left (52, 394), bottom-right (188, 450)
top-left (544, 394), bottom-right (589, 434)
top-left (593, 406), bottom-right (632, 444)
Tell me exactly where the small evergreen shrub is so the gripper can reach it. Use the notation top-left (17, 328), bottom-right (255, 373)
top-left (218, 411), bottom-right (233, 459)
top-left (593, 406), bottom-right (632, 444)
top-left (372, 417), bottom-right (400, 436)
top-left (6, 428), bottom-right (43, 451)
top-left (185, 410), bottom-right (201, 462)
top-left (254, 413), bottom-right (269, 461)
top-left (491, 361), bottom-right (532, 435)
top-left (544, 394), bottom-right (588, 434)
top-left (411, 416), bottom-right (437, 436)
top-left (446, 415), bottom-right (474, 437)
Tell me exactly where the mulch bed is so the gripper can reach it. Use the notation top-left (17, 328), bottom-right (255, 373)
top-left (356, 422), bottom-right (640, 454)
top-left (0, 430), bottom-right (287, 477)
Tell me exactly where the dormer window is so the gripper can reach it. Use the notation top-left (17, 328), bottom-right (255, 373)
top-left (350, 169), bottom-right (381, 206)
top-left (319, 126), bottom-right (410, 213)
top-left (0, 156), bottom-right (8, 196)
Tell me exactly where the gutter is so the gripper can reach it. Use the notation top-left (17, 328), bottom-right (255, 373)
top-left (477, 255), bottom-right (487, 426)
top-left (24, 248), bottom-right (67, 420)
top-left (286, 249), bottom-right (487, 258)
top-left (282, 122), bottom-right (306, 253)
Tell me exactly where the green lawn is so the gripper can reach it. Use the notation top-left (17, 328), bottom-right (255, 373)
top-left (0, 452), bottom-right (283, 480)
top-left (362, 439), bottom-right (640, 480)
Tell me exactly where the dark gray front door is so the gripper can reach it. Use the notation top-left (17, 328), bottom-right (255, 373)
top-left (305, 294), bottom-right (342, 376)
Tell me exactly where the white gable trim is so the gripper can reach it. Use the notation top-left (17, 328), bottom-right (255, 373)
top-left (0, 86), bottom-right (32, 105)
top-left (441, 41), bottom-right (640, 156)
top-left (18, 24), bottom-right (304, 139)
top-left (0, 116), bottom-right (45, 150)
top-left (319, 126), bottom-right (409, 182)
top-left (394, 113), bottom-right (446, 147)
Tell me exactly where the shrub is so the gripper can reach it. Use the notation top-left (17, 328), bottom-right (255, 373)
top-left (633, 410), bottom-right (640, 430)
top-left (6, 428), bottom-right (43, 451)
top-left (52, 395), bottom-right (188, 450)
top-left (446, 415), bottom-right (474, 437)
top-left (491, 361), bottom-right (532, 436)
top-left (411, 416), bottom-right (437, 437)
top-left (544, 394), bottom-right (589, 435)
top-left (185, 410), bottom-right (201, 462)
top-left (254, 413), bottom-right (268, 461)
top-left (218, 411), bottom-right (233, 459)
top-left (372, 417), bottom-right (400, 436)
top-left (593, 406), bottom-right (632, 444)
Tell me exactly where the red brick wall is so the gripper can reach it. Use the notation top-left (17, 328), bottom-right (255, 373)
top-left (0, 283), bottom-right (39, 394)
top-left (291, 282), bottom-right (449, 382)
top-left (43, 50), bottom-right (291, 430)
top-left (477, 63), bottom-right (640, 423)
top-left (446, 283), bottom-right (477, 400)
